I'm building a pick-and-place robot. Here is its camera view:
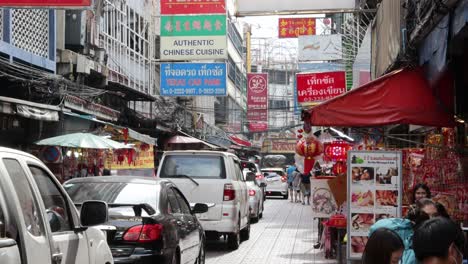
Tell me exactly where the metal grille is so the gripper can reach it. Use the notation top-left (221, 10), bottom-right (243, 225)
top-left (12, 9), bottom-right (49, 58)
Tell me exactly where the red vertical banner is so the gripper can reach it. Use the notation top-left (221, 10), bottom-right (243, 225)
top-left (247, 73), bottom-right (268, 132)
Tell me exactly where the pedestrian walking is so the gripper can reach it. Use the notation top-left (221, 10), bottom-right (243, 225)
top-left (362, 228), bottom-right (404, 264)
top-left (287, 164), bottom-right (297, 202)
top-left (413, 217), bottom-right (465, 264)
top-left (300, 172), bottom-right (311, 205)
top-left (292, 169), bottom-right (302, 203)
top-left (406, 183), bottom-right (431, 218)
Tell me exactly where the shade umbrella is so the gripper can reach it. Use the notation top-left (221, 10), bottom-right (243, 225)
top-left (36, 132), bottom-right (132, 149)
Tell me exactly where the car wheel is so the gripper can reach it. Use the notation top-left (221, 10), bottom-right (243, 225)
top-left (195, 238), bottom-right (205, 264)
top-left (240, 217), bottom-right (250, 241)
top-left (227, 230), bottom-right (240, 250)
top-left (251, 203), bottom-right (260, 223)
top-left (283, 193), bottom-right (289, 199)
top-left (259, 212), bottom-right (263, 219)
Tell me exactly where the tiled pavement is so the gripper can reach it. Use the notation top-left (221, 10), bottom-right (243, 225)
top-left (205, 198), bottom-right (338, 264)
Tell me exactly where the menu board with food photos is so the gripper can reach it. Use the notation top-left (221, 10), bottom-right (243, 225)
top-left (347, 150), bottom-right (403, 260)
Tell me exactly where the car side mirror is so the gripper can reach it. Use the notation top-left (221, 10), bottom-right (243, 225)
top-left (80, 201), bottom-right (108, 226)
top-left (192, 203), bottom-right (208, 214)
top-left (259, 182), bottom-right (267, 188)
top-left (246, 172), bottom-right (256, 182)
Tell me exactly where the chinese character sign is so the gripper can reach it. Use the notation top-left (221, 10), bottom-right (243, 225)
top-left (296, 71), bottom-right (346, 103)
top-left (279, 18), bottom-right (316, 38)
top-left (160, 0), bottom-right (226, 15)
top-left (161, 15), bottom-right (226, 37)
top-left (160, 63), bottom-right (227, 96)
top-left (247, 73), bottom-right (268, 122)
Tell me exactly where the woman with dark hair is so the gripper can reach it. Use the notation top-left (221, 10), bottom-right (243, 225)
top-left (412, 183), bottom-right (431, 203)
top-left (362, 228), bottom-right (404, 264)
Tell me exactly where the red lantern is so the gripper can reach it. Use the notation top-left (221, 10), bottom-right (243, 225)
top-left (324, 141), bottom-right (351, 162)
top-left (298, 129), bottom-right (304, 133)
top-left (303, 136), bottom-right (323, 174)
top-left (297, 134), bottom-right (303, 139)
top-left (296, 140), bottom-right (306, 156)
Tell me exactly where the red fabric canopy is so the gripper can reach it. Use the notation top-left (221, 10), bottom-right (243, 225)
top-left (307, 68), bottom-right (455, 127)
top-left (229, 135), bottom-right (252, 147)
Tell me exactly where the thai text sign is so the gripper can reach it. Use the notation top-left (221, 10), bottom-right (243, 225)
top-left (279, 18), bottom-right (316, 38)
top-left (160, 15), bottom-right (227, 60)
top-left (270, 140), bottom-right (296, 153)
top-left (298, 34), bottom-right (343, 61)
top-left (0, 0), bottom-right (91, 7)
top-left (160, 63), bottom-right (227, 96)
top-left (296, 71), bottom-right (346, 103)
top-left (249, 122), bottom-right (268, 132)
top-left (160, 0), bottom-right (226, 15)
top-left (247, 73), bottom-right (268, 121)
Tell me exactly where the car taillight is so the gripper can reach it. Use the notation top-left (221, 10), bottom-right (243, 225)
top-left (281, 176), bottom-right (287, 182)
top-left (255, 174), bottom-right (263, 180)
top-left (223, 183), bottom-right (236, 201)
top-left (249, 190), bottom-right (256, 196)
top-left (123, 224), bottom-right (163, 242)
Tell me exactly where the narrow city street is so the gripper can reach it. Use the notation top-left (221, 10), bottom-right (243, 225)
top-left (206, 198), bottom-right (337, 264)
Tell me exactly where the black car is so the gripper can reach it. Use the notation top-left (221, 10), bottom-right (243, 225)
top-left (64, 176), bottom-right (207, 264)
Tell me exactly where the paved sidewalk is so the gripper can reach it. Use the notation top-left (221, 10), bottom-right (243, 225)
top-left (205, 198), bottom-right (339, 264)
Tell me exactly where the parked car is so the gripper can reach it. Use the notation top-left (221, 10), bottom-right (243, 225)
top-left (243, 171), bottom-right (266, 223)
top-left (261, 168), bottom-right (288, 199)
top-left (64, 176), bottom-right (208, 264)
top-left (241, 160), bottom-right (266, 201)
top-left (0, 147), bottom-right (113, 264)
top-left (157, 150), bottom-right (250, 250)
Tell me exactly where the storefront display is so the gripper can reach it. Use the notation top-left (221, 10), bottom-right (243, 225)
top-left (347, 150), bottom-right (402, 260)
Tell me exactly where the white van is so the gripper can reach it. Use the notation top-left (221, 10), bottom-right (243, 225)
top-left (157, 150), bottom-right (250, 250)
top-left (0, 147), bottom-right (113, 264)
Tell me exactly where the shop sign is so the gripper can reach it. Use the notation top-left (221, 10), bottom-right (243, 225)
top-left (160, 0), bottom-right (226, 15)
top-left (0, 0), bottom-right (91, 7)
top-left (160, 15), bottom-right (226, 60)
top-left (296, 71), bottom-right (346, 104)
top-left (41, 146), bottom-right (62, 163)
top-left (247, 73), bottom-right (268, 121)
top-left (278, 17), bottom-right (316, 38)
top-left (298, 34), bottom-right (343, 61)
top-left (236, 0), bottom-right (355, 15)
top-left (269, 139), bottom-right (296, 153)
top-left (160, 63), bottom-right (227, 96)
top-left (108, 143), bottom-right (154, 170)
top-left (249, 122), bottom-right (268, 132)
top-left (347, 150), bottom-right (402, 260)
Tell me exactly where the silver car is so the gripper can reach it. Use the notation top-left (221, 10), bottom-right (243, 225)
top-left (243, 171), bottom-right (266, 223)
top-left (261, 168), bottom-right (288, 199)
top-left (241, 161), bottom-right (267, 201)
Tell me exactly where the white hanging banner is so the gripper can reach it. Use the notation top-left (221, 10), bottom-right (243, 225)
top-left (236, 0), bottom-right (355, 15)
top-left (298, 34), bottom-right (343, 61)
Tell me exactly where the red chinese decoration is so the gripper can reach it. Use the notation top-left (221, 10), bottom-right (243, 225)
top-left (296, 140), bottom-right (306, 156)
top-left (303, 135), bottom-right (323, 174)
top-left (324, 141), bottom-right (351, 162)
top-left (123, 128), bottom-right (129, 145)
top-left (332, 161), bottom-right (347, 175)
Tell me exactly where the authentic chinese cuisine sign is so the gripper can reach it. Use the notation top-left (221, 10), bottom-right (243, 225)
top-left (247, 73), bottom-right (268, 122)
top-left (296, 71), bottom-right (346, 103)
top-left (160, 0), bottom-right (226, 15)
top-left (160, 63), bottom-right (227, 96)
top-left (278, 18), bottom-right (316, 38)
top-left (0, 0), bottom-right (91, 6)
top-left (160, 15), bottom-right (227, 60)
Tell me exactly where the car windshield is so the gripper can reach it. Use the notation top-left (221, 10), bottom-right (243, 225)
top-left (159, 155), bottom-right (226, 179)
top-left (64, 182), bottom-right (160, 216)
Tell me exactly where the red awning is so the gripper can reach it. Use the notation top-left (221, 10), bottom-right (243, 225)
top-left (307, 68), bottom-right (455, 127)
top-left (229, 135), bottom-right (252, 147)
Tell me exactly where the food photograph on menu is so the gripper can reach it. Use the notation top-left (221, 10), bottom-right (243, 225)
top-left (351, 213), bottom-right (374, 232)
top-left (351, 167), bottom-right (375, 184)
top-left (351, 190), bottom-right (374, 207)
top-left (376, 190), bottom-right (398, 207)
top-left (376, 213), bottom-right (396, 222)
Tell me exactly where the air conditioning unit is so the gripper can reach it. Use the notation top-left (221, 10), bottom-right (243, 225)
top-left (65, 10), bottom-right (86, 48)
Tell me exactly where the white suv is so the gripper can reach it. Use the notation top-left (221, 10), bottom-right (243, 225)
top-left (157, 150), bottom-right (250, 249)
